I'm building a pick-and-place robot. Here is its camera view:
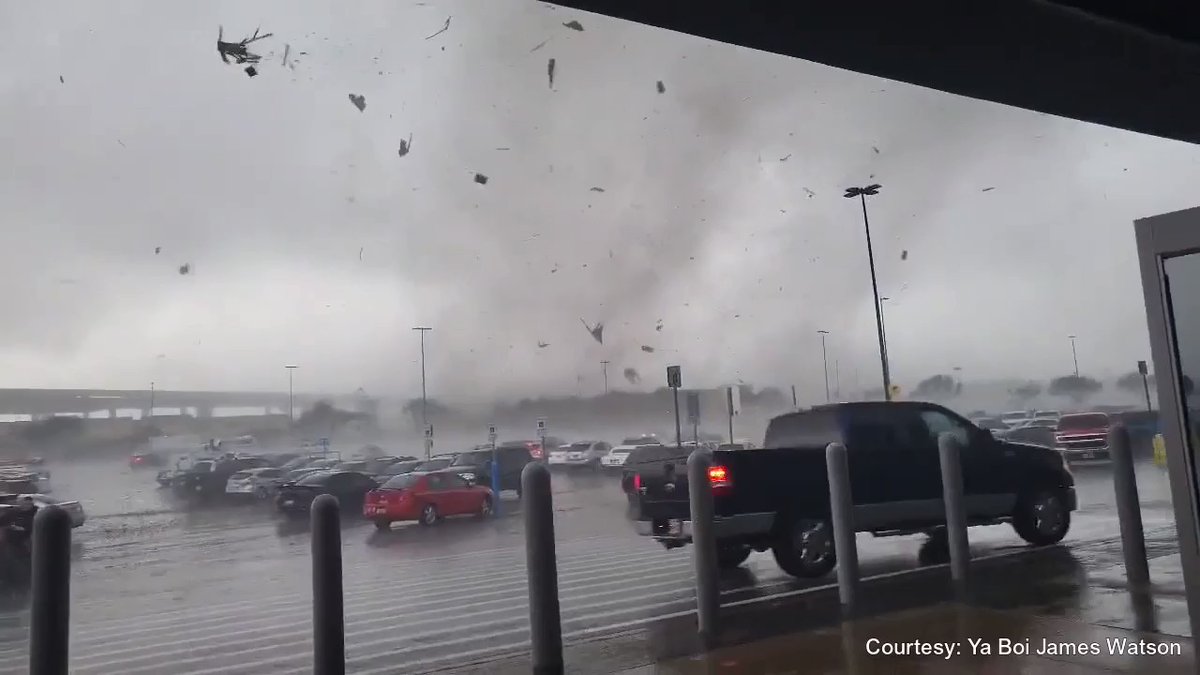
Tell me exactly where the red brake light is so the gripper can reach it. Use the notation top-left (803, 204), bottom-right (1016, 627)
top-left (633, 473), bottom-right (641, 491)
top-left (708, 465), bottom-right (731, 489)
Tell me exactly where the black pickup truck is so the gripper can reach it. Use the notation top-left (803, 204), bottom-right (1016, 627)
top-left (633, 401), bottom-right (1076, 579)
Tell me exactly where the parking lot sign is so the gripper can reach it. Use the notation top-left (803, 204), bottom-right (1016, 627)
top-left (666, 365), bottom-right (682, 389)
top-left (488, 424), bottom-right (497, 444)
top-left (536, 417), bottom-right (547, 438)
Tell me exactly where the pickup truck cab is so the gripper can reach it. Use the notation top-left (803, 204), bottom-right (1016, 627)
top-left (633, 401), bottom-right (1076, 578)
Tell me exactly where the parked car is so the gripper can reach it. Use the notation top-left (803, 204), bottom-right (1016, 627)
top-left (1000, 410), bottom-right (1034, 428)
top-left (373, 459), bottom-right (423, 483)
top-left (1055, 412), bottom-right (1113, 463)
top-left (274, 471), bottom-right (378, 517)
top-left (129, 451), bottom-right (166, 468)
top-left (0, 493), bottom-right (86, 528)
top-left (633, 401), bottom-right (1076, 578)
top-left (1004, 425), bottom-right (1058, 449)
top-left (225, 467), bottom-right (287, 499)
top-left (413, 456), bottom-right (456, 473)
top-left (364, 470), bottom-right (494, 529)
top-left (548, 441), bottom-right (612, 469)
top-left (498, 437), bottom-right (565, 461)
top-left (448, 446), bottom-right (534, 495)
top-left (171, 456), bottom-right (269, 499)
top-left (601, 437), bottom-right (664, 472)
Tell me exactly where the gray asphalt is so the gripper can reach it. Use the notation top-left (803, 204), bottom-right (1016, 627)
top-left (0, 456), bottom-right (1180, 674)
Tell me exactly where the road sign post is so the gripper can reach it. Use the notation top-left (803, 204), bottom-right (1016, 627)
top-left (726, 386), bottom-right (741, 444)
top-left (1138, 360), bottom-right (1153, 413)
top-left (667, 366), bottom-right (683, 449)
top-left (423, 424), bottom-right (434, 461)
top-left (488, 424), bottom-right (500, 515)
top-left (536, 418), bottom-right (548, 463)
top-left (686, 392), bottom-right (700, 449)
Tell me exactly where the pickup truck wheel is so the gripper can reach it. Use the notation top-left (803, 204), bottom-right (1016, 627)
top-left (1012, 489), bottom-right (1070, 545)
top-left (772, 518), bottom-right (837, 578)
top-left (373, 519), bottom-right (391, 531)
top-left (717, 545), bottom-right (752, 570)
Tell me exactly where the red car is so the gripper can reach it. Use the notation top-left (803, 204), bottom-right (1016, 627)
top-left (364, 470), bottom-right (493, 530)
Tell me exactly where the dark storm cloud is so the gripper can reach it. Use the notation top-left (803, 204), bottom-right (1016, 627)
top-left (1, 0), bottom-right (1199, 400)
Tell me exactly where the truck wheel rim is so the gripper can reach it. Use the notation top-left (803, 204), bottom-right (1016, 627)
top-left (793, 519), bottom-right (832, 564)
top-left (1032, 494), bottom-right (1065, 535)
top-left (481, 499), bottom-right (492, 516)
top-left (423, 506), bottom-right (436, 524)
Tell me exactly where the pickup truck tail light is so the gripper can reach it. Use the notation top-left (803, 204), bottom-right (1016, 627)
top-left (633, 473), bottom-right (641, 491)
top-left (708, 465), bottom-right (731, 491)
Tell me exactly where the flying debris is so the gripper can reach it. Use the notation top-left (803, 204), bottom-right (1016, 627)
top-left (656, 80), bottom-right (666, 94)
top-left (641, 345), bottom-right (655, 353)
top-left (981, 186), bottom-right (995, 192)
top-left (547, 58), bottom-right (556, 88)
top-left (580, 319), bottom-right (604, 344)
top-left (589, 187), bottom-right (605, 192)
top-left (900, 250), bottom-right (909, 261)
top-left (872, 146), bottom-right (880, 154)
top-left (623, 368), bottom-right (640, 384)
top-left (655, 320), bottom-right (663, 332)
top-left (244, 66), bottom-right (257, 77)
top-left (562, 20), bottom-right (584, 31)
top-left (474, 172), bottom-right (489, 185)
top-left (779, 154), bottom-right (791, 162)
top-left (537, 341), bottom-right (550, 349)
top-left (358, 247), bottom-right (364, 261)
top-left (398, 134), bottom-right (413, 157)
top-left (154, 246), bottom-right (161, 255)
top-left (426, 16), bottom-right (451, 40)
top-left (178, 264), bottom-right (191, 275)
top-left (530, 38), bottom-right (550, 52)
top-left (802, 188), bottom-right (815, 198)
top-left (348, 94), bottom-right (366, 112)
top-left (59, 75), bottom-right (64, 84)
top-left (217, 26), bottom-right (272, 65)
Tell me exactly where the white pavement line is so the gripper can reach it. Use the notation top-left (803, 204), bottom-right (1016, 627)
top-left (110, 568), bottom-right (806, 675)
top-left (73, 572), bottom-right (707, 673)
top-left (64, 531), bottom-right (631, 615)
top-left (65, 540), bottom-right (673, 639)
top-left (65, 556), bottom-right (698, 661)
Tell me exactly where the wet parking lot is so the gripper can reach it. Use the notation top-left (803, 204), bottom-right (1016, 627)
top-left (0, 456), bottom-right (1182, 674)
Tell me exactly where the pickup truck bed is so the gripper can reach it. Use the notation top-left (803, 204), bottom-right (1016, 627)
top-left (633, 401), bottom-right (1076, 578)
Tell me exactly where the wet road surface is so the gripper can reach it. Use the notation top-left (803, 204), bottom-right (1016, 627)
top-left (0, 457), bottom-right (1180, 674)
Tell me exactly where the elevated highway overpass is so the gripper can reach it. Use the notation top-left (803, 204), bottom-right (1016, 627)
top-left (0, 388), bottom-right (376, 418)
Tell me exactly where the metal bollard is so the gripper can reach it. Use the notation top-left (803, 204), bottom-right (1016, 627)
top-left (522, 462), bottom-right (564, 674)
top-left (826, 443), bottom-right (859, 618)
top-left (311, 494), bottom-right (345, 675)
top-left (490, 459), bottom-right (502, 516)
top-left (30, 505), bottom-right (72, 675)
top-left (1110, 424), bottom-right (1150, 586)
top-left (687, 449), bottom-right (719, 644)
top-left (937, 433), bottom-right (970, 601)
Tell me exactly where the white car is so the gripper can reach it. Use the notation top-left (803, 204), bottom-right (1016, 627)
top-left (548, 441), bottom-right (612, 469)
top-left (0, 494), bottom-right (86, 528)
top-left (601, 438), bottom-right (663, 470)
top-left (225, 467), bottom-right (286, 498)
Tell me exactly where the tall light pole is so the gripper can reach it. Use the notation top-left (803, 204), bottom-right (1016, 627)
top-left (284, 365), bottom-right (298, 424)
top-left (817, 330), bottom-right (831, 402)
top-left (1068, 335), bottom-right (1080, 377)
top-left (148, 381), bottom-right (155, 420)
top-left (600, 360), bottom-right (610, 394)
top-left (413, 327), bottom-right (432, 457)
top-left (844, 183), bottom-right (891, 401)
top-left (880, 296), bottom-right (891, 369)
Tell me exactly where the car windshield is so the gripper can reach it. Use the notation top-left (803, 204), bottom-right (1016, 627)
top-left (191, 461), bottom-right (213, 473)
top-left (297, 472), bottom-right (332, 486)
top-left (416, 459), bottom-right (452, 471)
top-left (384, 461), bottom-right (421, 475)
top-left (229, 472), bottom-right (250, 480)
top-left (383, 474), bottom-right (421, 490)
top-left (451, 452), bottom-right (492, 466)
top-left (568, 443), bottom-right (592, 451)
top-left (1058, 414), bottom-right (1110, 431)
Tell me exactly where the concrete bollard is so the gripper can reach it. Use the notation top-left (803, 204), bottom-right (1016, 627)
top-left (687, 449), bottom-right (719, 644)
top-left (311, 494), bottom-right (345, 675)
top-left (937, 433), bottom-right (970, 601)
top-left (522, 462), bottom-right (564, 674)
top-left (30, 505), bottom-right (72, 675)
top-left (1110, 424), bottom-right (1150, 587)
top-left (826, 443), bottom-right (859, 618)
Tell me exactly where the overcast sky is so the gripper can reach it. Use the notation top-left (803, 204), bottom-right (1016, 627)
top-left (3, 1), bottom-right (1200, 404)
